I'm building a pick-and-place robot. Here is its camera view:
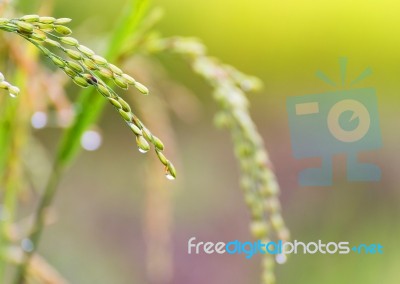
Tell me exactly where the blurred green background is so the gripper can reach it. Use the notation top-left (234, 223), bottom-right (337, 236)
top-left (11, 0), bottom-right (400, 283)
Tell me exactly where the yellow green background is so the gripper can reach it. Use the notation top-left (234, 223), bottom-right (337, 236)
top-left (12, 0), bottom-right (400, 283)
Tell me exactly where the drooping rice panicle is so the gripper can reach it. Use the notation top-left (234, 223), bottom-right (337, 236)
top-left (0, 16), bottom-right (176, 179)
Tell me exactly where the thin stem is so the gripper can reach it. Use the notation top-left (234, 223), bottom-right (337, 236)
top-left (0, 126), bottom-right (20, 282)
top-left (13, 163), bottom-right (62, 284)
top-left (0, 64), bottom-right (30, 282)
top-left (0, 140), bottom-right (20, 282)
top-left (0, 104), bottom-right (18, 282)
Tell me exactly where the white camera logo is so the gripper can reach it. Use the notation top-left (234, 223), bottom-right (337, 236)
top-left (327, 99), bottom-right (370, 143)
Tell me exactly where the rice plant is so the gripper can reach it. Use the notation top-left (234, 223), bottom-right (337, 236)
top-left (0, 1), bottom-right (288, 283)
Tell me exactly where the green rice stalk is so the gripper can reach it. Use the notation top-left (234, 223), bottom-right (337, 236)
top-left (151, 36), bottom-right (290, 284)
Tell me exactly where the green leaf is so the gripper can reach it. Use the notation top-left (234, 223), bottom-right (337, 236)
top-left (56, 0), bottom-right (150, 166)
